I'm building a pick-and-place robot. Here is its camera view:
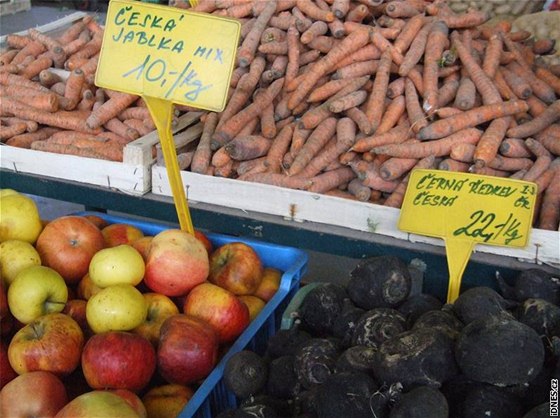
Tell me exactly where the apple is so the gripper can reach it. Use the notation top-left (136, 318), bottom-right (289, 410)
top-left (0, 280), bottom-right (9, 323)
top-left (132, 292), bottom-right (179, 347)
top-left (81, 331), bottom-right (156, 393)
top-left (142, 384), bottom-right (194, 418)
top-left (88, 244), bottom-right (145, 288)
top-left (194, 230), bottom-right (213, 255)
top-left (144, 229), bottom-right (209, 297)
top-left (7, 265), bottom-right (68, 324)
top-left (0, 191), bottom-right (43, 244)
top-left (76, 273), bottom-right (103, 300)
top-left (208, 242), bottom-right (264, 295)
top-left (54, 390), bottom-right (141, 418)
top-left (36, 215), bottom-right (105, 285)
top-left (0, 239), bottom-right (42, 286)
top-left (86, 284), bottom-right (147, 333)
top-left (238, 295), bottom-right (266, 322)
top-left (81, 214), bottom-right (109, 230)
top-left (183, 282), bottom-right (250, 343)
top-left (0, 371), bottom-right (68, 417)
top-left (157, 314), bottom-right (219, 385)
top-left (8, 312), bottom-right (84, 376)
top-left (108, 389), bottom-right (148, 418)
top-left (253, 267), bottom-right (282, 302)
top-left (130, 236), bottom-right (153, 262)
top-left (0, 340), bottom-right (17, 389)
top-left (101, 223), bottom-right (145, 247)
top-left (63, 299), bottom-right (90, 336)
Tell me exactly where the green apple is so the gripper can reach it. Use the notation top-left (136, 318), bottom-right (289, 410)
top-left (86, 284), bottom-right (147, 334)
top-left (55, 390), bottom-right (141, 418)
top-left (0, 240), bottom-right (42, 287)
top-left (89, 245), bottom-right (145, 288)
top-left (7, 265), bottom-right (68, 324)
top-left (0, 191), bottom-right (43, 244)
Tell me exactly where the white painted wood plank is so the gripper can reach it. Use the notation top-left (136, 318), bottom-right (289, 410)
top-left (152, 166), bottom-right (560, 267)
top-left (1, 146), bottom-right (150, 195)
top-left (0, 11), bottom-right (87, 44)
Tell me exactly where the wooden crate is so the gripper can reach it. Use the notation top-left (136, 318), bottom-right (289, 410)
top-left (0, 0), bottom-right (31, 16)
top-left (151, 167), bottom-right (560, 268)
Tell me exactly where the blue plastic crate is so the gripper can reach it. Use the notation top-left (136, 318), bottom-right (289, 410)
top-left (75, 212), bottom-right (308, 418)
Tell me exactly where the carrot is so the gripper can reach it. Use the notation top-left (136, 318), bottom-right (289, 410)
top-left (261, 26), bottom-right (287, 44)
top-left (59, 68), bottom-right (84, 111)
top-left (327, 18), bottom-right (346, 39)
top-left (454, 77), bottom-right (477, 110)
top-left (240, 172), bottom-right (312, 190)
top-left (86, 92), bottom-right (139, 130)
top-left (350, 160), bottom-right (400, 192)
top-left (404, 78), bottom-right (427, 133)
top-left (11, 41), bottom-right (46, 66)
top-left (418, 99), bottom-right (529, 140)
top-left (102, 118), bottom-right (138, 141)
top-left (351, 120), bottom-right (412, 152)
top-left (308, 77), bottom-right (366, 103)
top-left (46, 130), bottom-right (109, 147)
top-left (237, 1), bottom-right (277, 68)
top-left (386, 78), bottom-right (405, 100)
top-left (262, 123), bottom-right (292, 173)
top-left (498, 138), bottom-right (532, 158)
top-left (398, 21), bottom-right (432, 76)
top-left (284, 25), bottom-right (300, 90)
top-left (327, 90), bottom-right (368, 113)
top-left (214, 77), bottom-right (284, 147)
top-left (298, 117), bottom-right (356, 178)
top-left (0, 121), bottom-right (27, 140)
top-left (536, 126), bottom-right (560, 156)
top-left (224, 135), bottom-right (273, 161)
top-left (27, 28), bottom-right (61, 52)
top-left (346, 178), bottom-right (372, 201)
top-left (506, 100), bottom-right (560, 138)
top-left (67, 33), bottom-right (102, 60)
top-left (384, 155), bottom-right (437, 208)
top-left (346, 4), bottom-right (369, 22)
top-left (438, 158), bottom-right (470, 172)
top-left (365, 49), bottom-right (392, 132)
top-left (31, 141), bottom-right (123, 161)
top-left (0, 50), bottom-right (18, 67)
top-left (470, 165), bottom-right (509, 178)
top-left (488, 154), bottom-right (534, 172)
top-left (287, 27), bottom-right (371, 110)
top-left (308, 166), bottom-right (355, 193)
top-left (268, 11), bottom-right (296, 30)
top-left (1, 83), bottom-right (59, 110)
top-left (5, 127), bottom-right (59, 148)
top-left (299, 103), bottom-right (333, 130)
top-left (472, 116), bottom-right (511, 168)
top-left (376, 95), bottom-right (405, 135)
top-left (500, 67), bottom-right (532, 100)
top-left (537, 161), bottom-right (560, 230)
top-left (236, 156), bottom-right (268, 176)
top-left (301, 21), bottom-right (328, 45)
top-left (122, 118), bottom-right (152, 137)
top-left (334, 44), bottom-right (382, 70)
top-left (345, 106), bottom-right (372, 135)
top-left (38, 69), bottom-right (62, 88)
top-left (436, 73), bottom-right (460, 108)
top-left (481, 33), bottom-right (503, 79)
top-left (379, 154), bottom-right (419, 181)
top-left (507, 62), bottom-right (557, 105)
top-left (440, 9), bottom-right (489, 29)
top-left (333, 60), bottom-right (381, 80)
top-left (332, 0), bottom-right (350, 18)
top-left (297, 0), bottom-right (335, 22)
top-left (435, 106), bottom-right (463, 118)
top-left (523, 156), bottom-right (553, 183)
top-left (385, 1), bottom-right (420, 18)
top-left (370, 29), bottom-right (404, 65)
top-left (534, 66), bottom-right (560, 97)
top-left (307, 35), bottom-right (337, 53)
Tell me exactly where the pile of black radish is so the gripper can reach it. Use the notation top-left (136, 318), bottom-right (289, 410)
top-left (218, 255), bottom-right (560, 418)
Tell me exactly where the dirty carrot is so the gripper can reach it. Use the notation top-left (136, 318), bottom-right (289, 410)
top-left (533, 66), bottom-right (560, 97)
top-left (506, 100), bottom-right (560, 138)
top-left (327, 90), bottom-right (368, 113)
top-left (422, 21), bottom-right (449, 115)
top-left (224, 135), bottom-right (273, 161)
top-left (0, 121), bottom-right (27, 140)
top-left (398, 21), bottom-right (432, 76)
top-left (5, 127), bottom-right (59, 148)
top-left (418, 99), bottom-right (529, 140)
top-left (387, 77), bottom-right (405, 99)
top-left (118, 106), bottom-right (151, 122)
top-left (473, 116), bottom-right (511, 168)
top-left (376, 95), bottom-right (405, 135)
top-left (237, 0), bottom-right (277, 68)
top-left (500, 66), bottom-right (532, 100)
top-left (297, 0), bottom-right (335, 22)
top-left (123, 118), bottom-right (152, 136)
top-left (379, 154), bottom-right (419, 181)
top-left (62, 68), bottom-right (85, 111)
top-left (346, 178), bottom-right (371, 201)
top-left (436, 73), bottom-right (460, 108)
top-left (498, 138), bottom-right (532, 158)
top-left (404, 78), bottom-right (427, 134)
top-left (103, 118), bottom-right (140, 141)
top-left (345, 106), bottom-right (372, 135)
top-left (308, 77), bottom-right (366, 103)
top-left (31, 141), bottom-right (123, 161)
top-left (454, 77), bottom-right (477, 110)
top-left (438, 158), bottom-right (470, 172)
top-left (240, 172), bottom-right (312, 190)
top-left (537, 162), bottom-right (560, 230)
top-left (351, 120), bottom-right (412, 153)
top-left (526, 95), bottom-right (548, 118)
top-left (507, 61), bottom-right (556, 105)
top-left (264, 123), bottom-right (293, 173)
top-left (190, 112), bottom-right (219, 174)
top-left (86, 92), bottom-right (139, 130)
top-left (481, 33), bottom-right (503, 79)
top-left (365, 49), bottom-right (392, 132)
top-left (435, 107), bottom-right (463, 118)
top-left (384, 155), bottom-right (437, 208)
top-left (308, 166), bottom-right (355, 193)
top-left (285, 25), bottom-right (300, 89)
top-left (351, 160), bottom-right (400, 192)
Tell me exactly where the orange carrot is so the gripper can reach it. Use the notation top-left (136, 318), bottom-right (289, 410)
top-left (264, 123), bottom-right (293, 173)
top-left (435, 106), bottom-right (463, 118)
top-left (536, 126), bottom-right (560, 156)
top-left (103, 118), bottom-right (140, 141)
top-left (237, 1), bottom-right (277, 68)
top-left (285, 25), bottom-right (300, 90)
top-left (365, 49), bottom-right (392, 132)
top-left (418, 100), bottom-right (529, 140)
top-left (288, 124), bottom-right (312, 162)
top-left (5, 127), bottom-right (59, 148)
top-left (404, 78), bottom-right (427, 134)
top-left (507, 61), bottom-right (556, 105)
top-left (327, 90), bottom-right (368, 113)
top-left (118, 106), bottom-right (151, 122)
top-left (472, 116), bottom-right (512, 168)
top-left (398, 21), bottom-right (432, 76)
top-left (384, 155), bottom-right (437, 208)
top-left (345, 106), bottom-right (372, 135)
top-left (261, 26), bottom-right (287, 44)
top-left (422, 20), bottom-right (450, 115)
top-left (385, 1), bottom-right (420, 18)
top-left (346, 178), bottom-right (372, 201)
top-left (0, 50), bottom-right (18, 67)
top-left (86, 92), bottom-right (139, 130)
top-left (38, 69), bottom-right (62, 87)
top-left (376, 95), bottom-right (405, 135)
top-left (328, 18), bottom-right (346, 39)
top-left (31, 141), bottom-right (123, 161)
top-left (346, 4), bottom-right (369, 22)
top-left (240, 172), bottom-right (312, 189)
top-left (224, 135), bottom-right (273, 161)
top-left (379, 153), bottom-right (419, 181)
top-left (299, 103), bottom-right (333, 130)
top-left (301, 21), bottom-right (329, 44)
top-left (481, 33), bottom-right (503, 79)
top-left (189, 112), bottom-right (218, 174)
top-left (308, 77), bottom-right (366, 103)
top-left (333, 60), bottom-right (381, 80)
top-left (297, 0), bottom-right (335, 22)
top-left (307, 35), bottom-right (336, 53)
top-left (534, 66), bottom-right (560, 97)
top-left (526, 95), bottom-right (548, 118)
top-left (438, 158), bottom-right (470, 172)
top-left (454, 77), bottom-right (477, 110)
top-left (27, 28), bottom-right (61, 52)
top-left (499, 138), bottom-right (532, 158)
top-left (375, 127), bottom-right (482, 158)
top-left (506, 100), bottom-right (560, 138)
top-left (523, 156), bottom-right (552, 183)
top-left (537, 161), bottom-right (560, 230)
top-left (440, 9), bottom-right (489, 29)
top-left (350, 160), bottom-right (400, 192)
top-left (308, 166), bottom-right (355, 193)
top-left (0, 121), bottom-right (27, 140)
top-left (387, 77), bottom-right (405, 99)
top-left (123, 118), bottom-right (152, 137)
top-left (500, 67), bottom-right (532, 100)
top-left (351, 120), bottom-right (412, 152)
top-left (61, 68), bottom-right (85, 111)
top-left (334, 44), bottom-right (381, 70)
top-left (493, 68), bottom-right (517, 101)
top-left (436, 73), bottom-right (460, 108)
top-left (237, 156), bottom-right (268, 176)
top-left (369, 28), bottom-right (404, 65)
top-left (332, 0), bottom-right (350, 18)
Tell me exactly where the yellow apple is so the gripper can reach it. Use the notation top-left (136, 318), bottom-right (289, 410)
top-left (132, 292), bottom-right (179, 347)
top-left (238, 295), bottom-right (266, 322)
top-left (89, 245), bottom-right (145, 288)
top-left (86, 284), bottom-right (147, 334)
top-left (7, 265), bottom-right (68, 324)
top-left (0, 189), bottom-right (18, 198)
top-left (0, 192), bottom-right (43, 244)
top-left (142, 384), bottom-right (194, 418)
top-left (0, 240), bottom-right (41, 286)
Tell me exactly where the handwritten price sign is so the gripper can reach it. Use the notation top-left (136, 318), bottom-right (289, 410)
top-left (398, 169), bottom-right (536, 302)
top-left (95, 0), bottom-right (240, 111)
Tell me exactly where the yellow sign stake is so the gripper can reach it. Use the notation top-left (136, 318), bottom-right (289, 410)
top-left (399, 169), bottom-right (537, 303)
top-left (95, 0), bottom-right (240, 234)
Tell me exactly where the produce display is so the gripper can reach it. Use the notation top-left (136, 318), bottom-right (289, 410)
top-left (512, 10), bottom-right (560, 67)
top-left (447, 0), bottom-right (545, 19)
top-left (0, 189), bottom-right (288, 417)
top-left (218, 255), bottom-right (560, 418)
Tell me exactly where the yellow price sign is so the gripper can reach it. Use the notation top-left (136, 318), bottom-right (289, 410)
top-left (398, 169), bottom-right (537, 303)
top-left (96, 0), bottom-right (240, 112)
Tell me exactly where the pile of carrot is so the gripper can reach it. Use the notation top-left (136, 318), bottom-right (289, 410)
top-left (166, 0), bottom-right (559, 232)
top-left (0, 15), bottom-right (160, 162)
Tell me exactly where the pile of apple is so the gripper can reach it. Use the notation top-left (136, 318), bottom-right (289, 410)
top-left (0, 189), bottom-right (282, 418)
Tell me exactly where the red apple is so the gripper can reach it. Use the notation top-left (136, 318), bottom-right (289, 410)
top-left (63, 299), bottom-right (90, 336)
top-left (81, 214), bottom-right (109, 229)
top-left (101, 223), bottom-right (144, 247)
top-left (0, 340), bottom-right (17, 389)
top-left (142, 384), bottom-right (194, 418)
top-left (35, 216), bottom-right (106, 285)
top-left (157, 314), bottom-right (219, 385)
top-left (0, 371), bottom-right (68, 417)
top-left (183, 282), bottom-right (250, 343)
top-left (108, 389), bottom-right (148, 418)
top-left (253, 267), bottom-right (282, 302)
top-left (144, 229), bottom-right (209, 297)
top-left (238, 295), bottom-right (266, 322)
top-left (208, 242), bottom-right (264, 295)
top-left (132, 292), bottom-right (180, 347)
top-left (194, 230), bottom-right (213, 255)
top-left (54, 390), bottom-right (141, 418)
top-left (76, 273), bottom-right (103, 300)
top-left (0, 281), bottom-right (12, 336)
top-left (130, 236), bottom-right (153, 262)
top-left (81, 331), bottom-right (156, 393)
top-left (8, 312), bottom-right (84, 376)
